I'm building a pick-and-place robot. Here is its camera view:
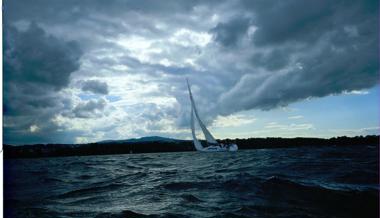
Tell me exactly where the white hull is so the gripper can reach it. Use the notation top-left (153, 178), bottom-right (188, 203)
top-left (201, 144), bottom-right (238, 152)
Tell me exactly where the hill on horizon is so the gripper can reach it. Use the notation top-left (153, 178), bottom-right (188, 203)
top-left (96, 136), bottom-right (186, 144)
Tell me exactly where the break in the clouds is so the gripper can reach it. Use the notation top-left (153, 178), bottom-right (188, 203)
top-left (4, 0), bottom-right (379, 144)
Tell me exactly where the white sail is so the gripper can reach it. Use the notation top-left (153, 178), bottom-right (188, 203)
top-left (190, 107), bottom-right (204, 151)
top-left (186, 80), bottom-right (218, 145)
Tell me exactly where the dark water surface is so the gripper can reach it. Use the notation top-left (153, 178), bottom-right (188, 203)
top-left (4, 145), bottom-right (379, 218)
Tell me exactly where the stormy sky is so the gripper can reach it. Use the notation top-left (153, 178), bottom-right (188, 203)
top-left (4, 0), bottom-right (379, 145)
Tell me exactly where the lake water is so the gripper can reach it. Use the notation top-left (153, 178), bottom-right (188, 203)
top-left (4, 145), bottom-right (379, 218)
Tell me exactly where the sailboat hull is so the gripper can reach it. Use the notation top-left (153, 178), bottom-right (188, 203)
top-left (201, 144), bottom-right (238, 152)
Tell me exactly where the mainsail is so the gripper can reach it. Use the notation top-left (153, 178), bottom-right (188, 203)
top-left (190, 107), bottom-right (204, 151)
top-left (187, 79), bottom-right (218, 145)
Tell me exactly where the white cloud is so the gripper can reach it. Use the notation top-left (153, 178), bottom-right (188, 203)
top-left (114, 35), bottom-right (162, 63)
top-left (288, 115), bottom-right (303, 120)
top-left (169, 28), bottom-right (212, 47)
top-left (342, 90), bottom-right (370, 95)
top-left (29, 125), bottom-right (40, 133)
top-left (212, 114), bottom-right (256, 128)
top-left (265, 122), bottom-right (314, 131)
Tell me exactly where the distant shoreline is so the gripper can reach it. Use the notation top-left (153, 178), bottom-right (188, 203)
top-left (3, 135), bottom-right (379, 159)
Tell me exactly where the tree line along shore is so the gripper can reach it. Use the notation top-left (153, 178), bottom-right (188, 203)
top-left (3, 135), bottom-right (378, 159)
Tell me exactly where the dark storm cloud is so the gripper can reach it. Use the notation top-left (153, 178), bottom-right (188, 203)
top-left (213, 0), bottom-right (378, 115)
top-left (4, 22), bottom-right (83, 144)
top-left (5, 0), bottom-right (198, 19)
top-left (81, 80), bottom-right (109, 95)
top-left (4, 23), bottom-right (82, 90)
top-left (251, 49), bottom-right (290, 71)
top-left (211, 17), bottom-right (251, 47)
top-left (4, 0), bottom-right (210, 40)
top-left (4, 23), bottom-right (82, 115)
top-left (247, 0), bottom-right (378, 46)
top-left (248, 0), bottom-right (334, 46)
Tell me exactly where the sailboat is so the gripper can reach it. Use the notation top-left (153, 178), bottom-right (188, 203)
top-left (187, 79), bottom-right (238, 152)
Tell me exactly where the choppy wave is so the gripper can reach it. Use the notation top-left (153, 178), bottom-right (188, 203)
top-left (4, 145), bottom-right (378, 218)
top-left (57, 183), bottom-right (126, 198)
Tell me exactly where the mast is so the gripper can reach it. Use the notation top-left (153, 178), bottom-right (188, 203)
top-left (187, 79), bottom-right (218, 145)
